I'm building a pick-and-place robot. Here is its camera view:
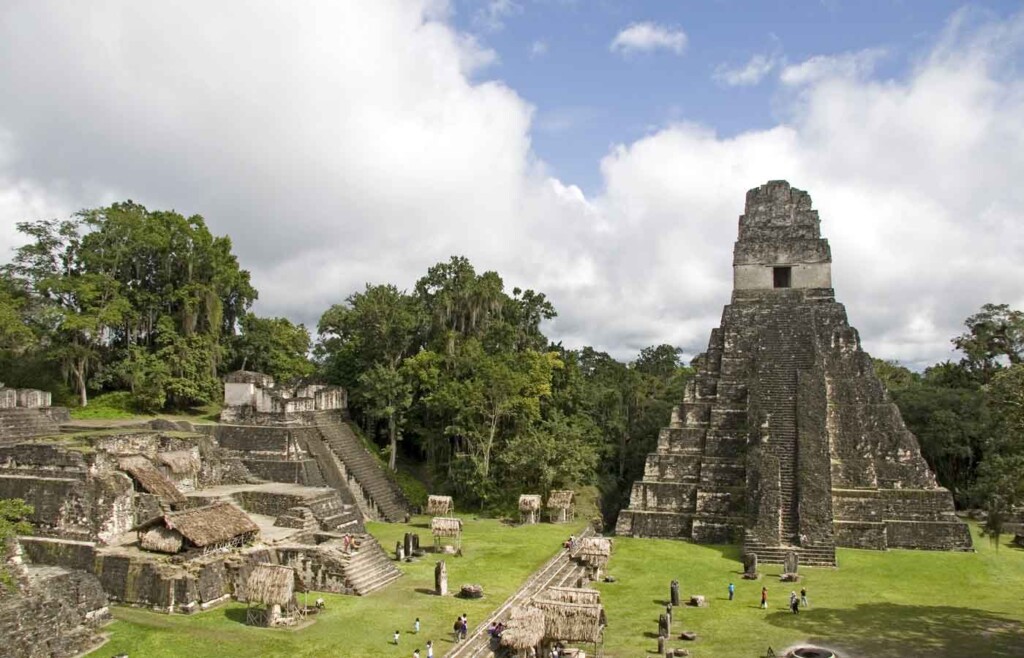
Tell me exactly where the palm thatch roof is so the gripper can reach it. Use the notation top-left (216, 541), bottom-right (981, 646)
top-left (431, 516), bottom-right (463, 537)
top-left (427, 495), bottom-right (454, 516)
top-left (536, 586), bottom-right (602, 605)
top-left (119, 455), bottom-right (187, 504)
top-left (547, 490), bottom-right (575, 509)
top-left (245, 564), bottom-right (296, 606)
top-left (575, 537), bottom-right (612, 566)
top-left (532, 599), bottom-right (606, 644)
top-left (156, 450), bottom-right (200, 474)
top-left (519, 494), bottom-right (542, 512)
top-left (139, 526), bottom-right (183, 554)
top-left (500, 605), bottom-right (545, 650)
top-left (136, 502), bottom-right (259, 548)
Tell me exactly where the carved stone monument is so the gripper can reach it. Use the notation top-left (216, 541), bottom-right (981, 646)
top-left (616, 181), bottom-right (973, 566)
top-left (670, 579), bottom-right (680, 606)
top-left (743, 552), bottom-right (758, 579)
top-left (435, 560), bottom-right (448, 596)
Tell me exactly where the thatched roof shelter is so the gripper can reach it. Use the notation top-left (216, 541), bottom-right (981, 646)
top-left (500, 605), bottom-right (545, 651)
top-left (246, 564), bottom-right (297, 607)
top-left (532, 599), bottom-right (607, 644)
top-left (119, 455), bottom-right (187, 504)
top-left (431, 516), bottom-right (463, 537)
top-left (547, 490), bottom-right (575, 509)
top-left (139, 526), bottom-right (183, 554)
top-left (135, 502), bottom-right (259, 552)
top-left (575, 536), bottom-right (612, 567)
top-left (427, 495), bottom-right (454, 516)
top-left (156, 450), bottom-right (200, 474)
top-left (519, 494), bottom-right (542, 512)
top-left (537, 586), bottom-right (602, 605)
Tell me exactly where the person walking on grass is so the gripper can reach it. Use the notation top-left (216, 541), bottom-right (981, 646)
top-left (414, 617), bottom-right (420, 634)
top-left (394, 630), bottom-right (401, 645)
top-left (800, 587), bottom-right (809, 608)
top-left (413, 650), bottom-right (420, 658)
top-left (426, 640), bottom-right (434, 658)
top-left (789, 591), bottom-right (799, 614)
top-left (728, 582), bottom-right (735, 601)
top-left (760, 586), bottom-right (768, 609)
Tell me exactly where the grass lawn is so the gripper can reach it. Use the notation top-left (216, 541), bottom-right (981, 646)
top-left (90, 516), bottom-right (586, 658)
top-left (596, 522), bottom-right (1024, 658)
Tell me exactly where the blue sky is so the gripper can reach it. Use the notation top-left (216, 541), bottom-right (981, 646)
top-left (1, 1), bottom-right (1023, 366)
top-left (451, 0), bottom-right (1020, 193)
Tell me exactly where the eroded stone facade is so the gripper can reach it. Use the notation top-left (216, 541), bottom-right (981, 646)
top-left (616, 181), bottom-right (972, 564)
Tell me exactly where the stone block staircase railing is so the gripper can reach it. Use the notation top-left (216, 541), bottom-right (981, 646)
top-left (314, 421), bottom-right (409, 522)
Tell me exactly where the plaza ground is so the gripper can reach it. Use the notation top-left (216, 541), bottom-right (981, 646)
top-left (91, 520), bottom-right (1024, 658)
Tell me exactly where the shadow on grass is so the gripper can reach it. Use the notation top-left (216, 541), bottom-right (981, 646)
top-left (766, 603), bottom-right (1024, 658)
top-left (223, 607), bottom-right (249, 625)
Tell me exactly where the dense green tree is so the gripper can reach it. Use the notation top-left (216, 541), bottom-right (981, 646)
top-left (974, 365), bottom-right (1024, 537)
top-left (953, 303), bottom-right (1024, 380)
top-left (230, 315), bottom-right (314, 384)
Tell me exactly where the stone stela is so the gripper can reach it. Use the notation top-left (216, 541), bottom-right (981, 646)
top-left (615, 180), bottom-right (973, 566)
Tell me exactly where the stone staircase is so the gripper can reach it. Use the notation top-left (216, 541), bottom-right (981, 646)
top-left (742, 538), bottom-right (837, 567)
top-left (305, 491), bottom-right (363, 532)
top-left (338, 534), bottom-right (402, 595)
top-left (315, 422), bottom-right (409, 522)
top-left (274, 506), bottom-right (319, 531)
top-left (0, 409), bottom-right (61, 443)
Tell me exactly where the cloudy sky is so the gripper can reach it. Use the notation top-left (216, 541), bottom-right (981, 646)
top-left (1, 1), bottom-right (1023, 368)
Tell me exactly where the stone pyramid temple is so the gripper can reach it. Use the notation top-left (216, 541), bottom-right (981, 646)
top-left (615, 181), bottom-right (972, 565)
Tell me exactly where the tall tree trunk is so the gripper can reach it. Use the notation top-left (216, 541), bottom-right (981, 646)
top-left (483, 413), bottom-right (498, 477)
top-left (387, 413), bottom-right (398, 472)
top-left (75, 361), bottom-right (88, 407)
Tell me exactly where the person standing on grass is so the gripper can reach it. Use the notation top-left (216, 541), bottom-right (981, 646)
top-left (800, 587), bottom-right (809, 608)
top-left (426, 640), bottom-right (434, 658)
top-left (414, 617), bottom-right (420, 634)
top-left (789, 591), bottom-right (799, 614)
top-left (760, 586), bottom-right (768, 609)
top-left (413, 650), bottom-right (420, 658)
top-left (453, 618), bottom-right (461, 642)
top-left (394, 630), bottom-right (401, 645)
top-left (728, 582), bottom-right (735, 601)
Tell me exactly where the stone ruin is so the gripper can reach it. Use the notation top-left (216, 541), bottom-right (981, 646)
top-left (2, 422), bottom-right (403, 616)
top-left (616, 181), bottom-right (972, 565)
top-left (0, 384), bottom-right (70, 444)
top-left (220, 370), bottom-right (346, 425)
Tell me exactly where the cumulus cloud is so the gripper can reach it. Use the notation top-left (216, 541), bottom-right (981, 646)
top-left (610, 22), bottom-right (688, 56)
top-left (713, 53), bottom-right (779, 87)
top-left (474, 0), bottom-right (521, 32)
top-left (0, 3), bottom-right (1022, 369)
top-left (780, 47), bottom-right (886, 85)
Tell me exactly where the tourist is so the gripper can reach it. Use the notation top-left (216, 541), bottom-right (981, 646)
top-left (413, 650), bottom-right (420, 658)
top-left (426, 640), bottom-right (434, 658)
top-left (460, 613), bottom-right (468, 639)
top-left (414, 616), bottom-right (420, 633)
top-left (760, 586), bottom-right (768, 609)
top-left (314, 597), bottom-right (325, 610)
top-left (394, 630), bottom-right (401, 645)
top-left (452, 618), bottom-right (461, 642)
top-left (728, 582), bottom-right (735, 601)
top-left (789, 591), bottom-right (799, 614)
top-left (800, 587), bottom-right (809, 608)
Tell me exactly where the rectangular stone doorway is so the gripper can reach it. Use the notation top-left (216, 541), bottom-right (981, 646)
top-left (773, 266), bottom-right (792, 288)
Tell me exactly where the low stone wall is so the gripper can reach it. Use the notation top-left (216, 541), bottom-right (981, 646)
top-left (0, 565), bottom-right (109, 658)
top-left (242, 458), bottom-right (325, 486)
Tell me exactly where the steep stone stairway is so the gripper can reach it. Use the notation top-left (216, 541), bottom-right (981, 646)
top-left (337, 534), bottom-right (403, 595)
top-left (315, 421), bottom-right (409, 522)
top-left (0, 409), bottom-right (61, 443)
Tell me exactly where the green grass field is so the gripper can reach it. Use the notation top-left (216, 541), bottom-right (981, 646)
top-left (596, 523), bottom-right (1024, 658)
top-left (89, 520), bottom-right (1024, 658)
top-left (90, 516), bottom-right (586, 658)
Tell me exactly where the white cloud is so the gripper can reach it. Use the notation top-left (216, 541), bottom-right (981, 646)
top-left (610, 22), bottom-right (688, 56)
top-left (780, 47), bottom-right (886, 86)
top-left (713, 53), bottom-right (779, 87)
top-left (474, 0), bottom-right (521, 32)
top-left (0, 3), bottom-right (1022, 370)
top-left (530, 40), bottom-right (548, 59)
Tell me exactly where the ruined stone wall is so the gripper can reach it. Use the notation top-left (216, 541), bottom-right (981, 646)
top-left (0, 563), bottom-right (108, 658)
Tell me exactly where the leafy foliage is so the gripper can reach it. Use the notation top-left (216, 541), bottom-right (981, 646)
top-left (0, 498), bottom-right (33, 591)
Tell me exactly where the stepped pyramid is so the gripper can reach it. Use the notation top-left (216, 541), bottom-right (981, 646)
top-left (615, 181), bottom-right (972, 565)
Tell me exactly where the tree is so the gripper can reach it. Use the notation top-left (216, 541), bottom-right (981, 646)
top-left (974, 364), bottom-right (1024, 537)
top-left (359, 364), bottom-right (413, 471)
top-left (953, 303), bottom-right (1024, 380)
top-left (230, 315), bottom-right (314, 383)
